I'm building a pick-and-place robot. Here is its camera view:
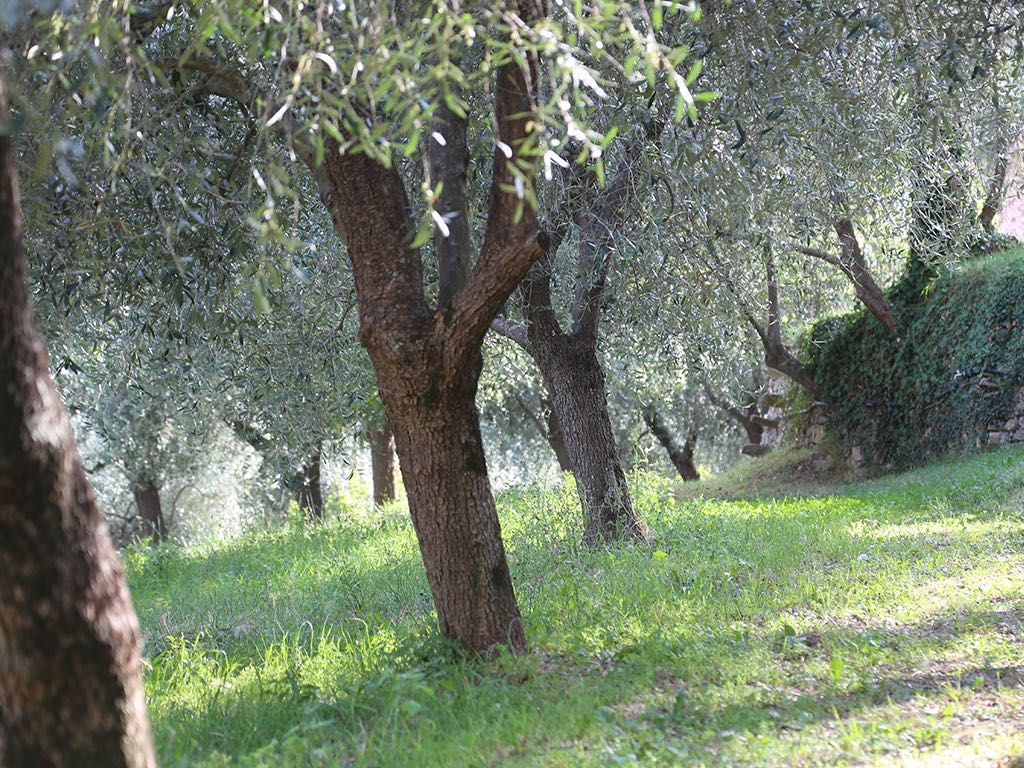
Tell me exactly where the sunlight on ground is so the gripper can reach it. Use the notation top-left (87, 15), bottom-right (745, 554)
top-left (130, 447), bottom-right (1024, 767)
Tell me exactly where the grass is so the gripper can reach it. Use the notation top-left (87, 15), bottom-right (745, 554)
top-left (129, 446), bottom-right (1024, 767)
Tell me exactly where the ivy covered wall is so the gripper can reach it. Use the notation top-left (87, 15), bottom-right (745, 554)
top-left (802, 247), bottom-right (1024, 467)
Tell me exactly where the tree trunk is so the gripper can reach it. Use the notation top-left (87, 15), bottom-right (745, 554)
top-left (742, 398), bottom-right (764, 444)
top-left (703, 384), bottom-right (765, 445)
top-left (832, 217), bottom-right (899, 335)
top-left (543, 397), bottom-right (573, 473)
top-left (133, 479), bottom-right (166, 542)
top-left (368, 425), bottom-right (396, 506)
top-left (531, 333), bottom-right (647, 546)
top-left (981, 146), bottom-right (1010, 233)
top-left (296, 53), bottom-right (539, 654)
top-left (376, 345), bottom-right (525, 653)
top-left (0, 82), bottom-right (156, 767)
top-left (510, 391), bottom-right (573, 473)
top-left (296, 445), bottom-right (324, 523)
top-left (642, 405), bottom-right (700, 481)
top-left (748, 246), bottom-right (820, 399)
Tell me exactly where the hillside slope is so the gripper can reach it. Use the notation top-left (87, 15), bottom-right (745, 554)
top-left (131, 448), bottom-right (1024, 767)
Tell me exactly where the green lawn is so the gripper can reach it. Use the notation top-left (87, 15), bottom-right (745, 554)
top-left (129, 447), bottom-right (1024, 767)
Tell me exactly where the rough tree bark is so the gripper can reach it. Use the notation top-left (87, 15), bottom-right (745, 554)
top-left (0, 81), bottom-right (156, 768)
top-left (296, 50), bottom-right (548, 652)
top-left (173, 5), bottom-right (544, 653)
top-left (642, 405), bottom-right (700, 481)
top-left (543, 397), bottom-right (572, 473)
top-left (526, 312), bottom-right (647, 544)
top-left (132, 478), bottom-right (166, 542)
top-left (368, 425), bottom-right (396, 506)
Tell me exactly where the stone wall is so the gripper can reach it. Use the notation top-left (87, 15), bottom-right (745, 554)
top-left (985, 389), bottom-right (1024, 446)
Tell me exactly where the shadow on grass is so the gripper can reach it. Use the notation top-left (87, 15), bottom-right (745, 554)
top-left (140, 450), bottom-right (1024, 765)
top-left (148, 596), bottom-right (1024, 766)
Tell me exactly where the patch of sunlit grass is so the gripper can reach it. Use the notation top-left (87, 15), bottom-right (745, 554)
top-left (132, 445), bottom-right (1024, 766)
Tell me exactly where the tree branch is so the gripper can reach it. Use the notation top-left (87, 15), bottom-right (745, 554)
top-left (830, 190), bottom-right (898, 335)
top-left (444, 50), bottom-right (545, 372)
top-left (511, 392), bottom-right (548, 438)
top-left (752, 248), bottom-right (820, 397)
top-left (981, 136), bottom-right (1011, 232)
top-left (702, 382), bottom-right (751, 428)
top-left (430, 95), bottom-right (472, 311)
top-left (159, 55), bottom-right (258, 111)
top-left (490, 316), bottom-right (529, 349)
top-left (785, 241), bottom-right (845, 271)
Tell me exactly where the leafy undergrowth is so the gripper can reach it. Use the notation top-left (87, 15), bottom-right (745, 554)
top-left (129, 447), bottom-right (1024, 767)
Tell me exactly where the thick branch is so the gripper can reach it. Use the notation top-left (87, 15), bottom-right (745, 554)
top-left (703, 383), bottom-right (751, 429)
top-left (642, 404), bottom-right (699, 481)
top-left (490, 316), bottom-right (529, 349)
top-left (830, 189), bottom-right (898, 335)
top-left (160, 55), bottom-right (258, 110)
top-left (832, 220), bottom-right (898, 335)
top-left (750, 250), bottom-right (820, 397)
top-left (785, 241), bottom-right (845, 271)
top-left (444, 53), bottom-right (544, 371)
top-left (315, 144), bottom-right (430, 349)
top-left (520, 253), bottom-right (565, 346)
top-left (429, 97), bottom-right (472, 310)
top-left (702, 383), bottom-right (764, 444)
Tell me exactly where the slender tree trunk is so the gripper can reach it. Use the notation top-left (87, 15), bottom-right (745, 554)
top-left (530, 333), bottom-right (647, 546)
top-left (296, 445), bottom-right (324, 522)
top-left (0, 82), bottom-right (156, 767)
top-left (642, 405), bottom-right (700, 481)
top-left (511, 391), bottom-right (573, 472)
top-left (377, 346), bottom-right (525, 652)
top-left (368, 425), bottom-right (396, 506)
top-left (133, 479), bottom-right (166, 542)
top-left (543, 396), bottom-right (573, 473)
top-left (981, 146), bottom-right (1010, 233)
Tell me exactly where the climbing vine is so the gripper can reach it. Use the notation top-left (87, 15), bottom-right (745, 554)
top-left (803, 245), bottom-right (1024, 467)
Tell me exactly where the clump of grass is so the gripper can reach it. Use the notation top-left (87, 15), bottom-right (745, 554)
top-left (132, 446), bottom-right (1024, 767)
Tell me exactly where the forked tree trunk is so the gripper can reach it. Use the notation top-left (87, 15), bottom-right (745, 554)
top-left (531, 334), bottom-right (647, 545)
top-left (133, 479), bottom-right (166, 542)
top-left (0, 82), bottom-right (156, 767)
top-left (368, 425), bottom-right (396, 506)
top-left (377, 347), bottom-right (525, 651)
top-left (296, 445), bottom-right (324, 523)
top-left (642, 405), bottom-right (700, 481)
top-left (296, 48), bottom-right (539, 653)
